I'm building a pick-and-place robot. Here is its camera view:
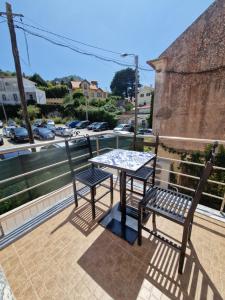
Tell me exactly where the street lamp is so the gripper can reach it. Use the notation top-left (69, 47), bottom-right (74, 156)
top-left (121, 53), bottom-right (139, 150)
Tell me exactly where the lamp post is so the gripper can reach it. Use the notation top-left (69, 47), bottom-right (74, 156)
top-left (121, 53), bottom-right (139, 150)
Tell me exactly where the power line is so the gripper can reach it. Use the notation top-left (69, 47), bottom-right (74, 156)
top-left (15, 25), bottom-right (136, 68)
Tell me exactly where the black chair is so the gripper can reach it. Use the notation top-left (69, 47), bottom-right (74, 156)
top-left (65, 136), bottom-right (113, 219)
top-left (138, 146), bottom-right (216, 274)
top-left (126, 133), bottom-right (159, 197)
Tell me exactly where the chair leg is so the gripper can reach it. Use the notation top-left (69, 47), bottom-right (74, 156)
top-left (143, 180), bottom-right (147, 196)
top-left (91, 187), bottom-right (96, 219)
top-left (73, 179), bottom-right (78, 208)
top-left (188, 218), bottom-right (193, 241)
top-left (138, 204), bottom-right (143, 246)
top-left (110, 175), bottom-right (113, 206)
top-left (152, 212), bottom-right (156, 230)
top-left (178, 225), bottom-right (189, 274)
top-left (131, 177), bottom-right (133, 193)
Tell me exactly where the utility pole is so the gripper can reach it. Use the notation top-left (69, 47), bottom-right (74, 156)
top-left (133, 55), bottom-right (139, 150)
top-left (2, 3), bottom-right (34, 144)
top-left (1, 100), bottom-right (8, 123)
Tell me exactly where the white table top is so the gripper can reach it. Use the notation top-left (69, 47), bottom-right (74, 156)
top-left (89, 149), bottom-right (156, 172)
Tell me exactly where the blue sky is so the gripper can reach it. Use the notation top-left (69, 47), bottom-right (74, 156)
top-left (0, 0), bottom-right (214, 90)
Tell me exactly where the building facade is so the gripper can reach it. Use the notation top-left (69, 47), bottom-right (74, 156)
top-left (71, 80), bottom-right (107, 99)
top-left (138, 85), bottom-right (153, 106)
top-left (0, 77), bottom-right (46, 105)
top-left (148, 0), bottom-right (225, 145)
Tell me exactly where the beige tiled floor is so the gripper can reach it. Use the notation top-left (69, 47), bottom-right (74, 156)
top-left (0, 184), bottom-right (225, 300)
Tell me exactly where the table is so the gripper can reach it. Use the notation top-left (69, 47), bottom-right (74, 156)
top-left (89, 149), bottom-right (156, 244)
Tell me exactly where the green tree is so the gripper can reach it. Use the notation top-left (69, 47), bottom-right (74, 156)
top-left (41, 85), bottom-right (69, 98)
top-left (18, 105), bottom-right (40, 121)
top-left (63, 90), bottom-right (85, 116)
top-left (29, 73), bottom-right (48, 87)
top-left (110, 68), bottom-right (135, 98)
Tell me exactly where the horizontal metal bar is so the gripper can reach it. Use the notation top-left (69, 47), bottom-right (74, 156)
top-left (157, 179), bottom-right (224, 200)
top-left (0, 163), bottom-right (91, 203)
top-left (157, 167), bottom-right (225, 186)
top-left (158, 156), bottom-right (225, 171)
top-left (0, 147), bottom-right (110, 185)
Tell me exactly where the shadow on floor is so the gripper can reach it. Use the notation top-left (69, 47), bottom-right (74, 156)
top-left (78, 230), bottom-right (223, 300)
top-left (50, 202), bottom-right (108, 236)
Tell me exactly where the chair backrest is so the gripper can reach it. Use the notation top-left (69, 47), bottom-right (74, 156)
top-left (186, 143), bottom-right (217, 223)
top-left (65, 135), bottom-right (93, 176)
top-left (143, 133), bottom-right (159, 156)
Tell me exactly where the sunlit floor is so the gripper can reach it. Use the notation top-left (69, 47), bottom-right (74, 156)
top-left (0, 181), bottom-right (225, 300)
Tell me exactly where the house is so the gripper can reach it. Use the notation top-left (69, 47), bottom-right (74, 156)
top-left (148, 0), bottom-right (225, 144)
top-left (71, 79), bottom-right (107, 99)
top-left (138, 85), bottom-right (153, 106)
top-left (0, 77), bottom-right (46, 105)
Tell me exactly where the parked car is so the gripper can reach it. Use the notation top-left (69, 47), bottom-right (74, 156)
top-left (43, 124), bottom-right (56, 132)
top-left (75, 120), bottom-right (90, 129)
top-left (113, 124), bottom-right (134, 133)
top-left (0, 120), bottom-right (3, 128)
top-left (33, 127), bottom-right (55, 140)
top-left (87, 122), bottom-right (99, 130)
top-left (3, 126), bottom-right (16, 138)
top-left (46, 119), bottom-right (55, 126)
top-left (55, 126), bottom-right (73, 137)
top-left (33, 119), bottom-right (43, 127)
top-left (66, 120), bottom-right (80, 128)
top-left (10, 127), bottom-right (29, 142)
top-left (137, 128), bottom-right (153, 135)
top-left (93, 122), bottom-right (108, 132)
top-left (0, 150), bottom-right (31, 160)
top-left (7, 119), bottom-right (17, 127)
top-left (0, 135), bottom-right (3, 146)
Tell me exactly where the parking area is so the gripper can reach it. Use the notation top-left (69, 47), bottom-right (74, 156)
top-left (0, 127), bottom-right (114, 149)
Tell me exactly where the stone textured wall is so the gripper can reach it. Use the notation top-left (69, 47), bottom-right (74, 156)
top-left (151, 0), bottom-right (225, 147)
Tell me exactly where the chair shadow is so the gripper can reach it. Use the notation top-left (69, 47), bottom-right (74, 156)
top-left (78, 231), bottom-right (223, 300)
top-left (50, 202), bottom-right (108, 237)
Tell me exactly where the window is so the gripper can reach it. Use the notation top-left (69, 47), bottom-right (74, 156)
top-left (13, 94), bottom-right (18, 101)
top-left (83, 83), bottom-right (88, 89)
top-left (144, 102), bottom-right (146, 105)
top-left (146, 93), bottom-right (151, 96)
top-left (97, 92), bottom-right (102, 98)
top-left (2, 94), bottom-right (6, 101)
top-left (140, 94), bottom-right (144, 97)
top-left (29, 94), bottom-right (33, 100)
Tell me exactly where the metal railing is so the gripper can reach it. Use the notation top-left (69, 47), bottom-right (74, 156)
top-left (0, 132), bottom-right (224, 212)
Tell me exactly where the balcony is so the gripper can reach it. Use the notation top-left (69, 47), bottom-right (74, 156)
top-left (0, 133), bottom-right (224, 300)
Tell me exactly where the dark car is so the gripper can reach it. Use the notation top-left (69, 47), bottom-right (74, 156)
top-left (87, 122), bottom-right (99, 130)
top-left (7, 119), bottom-right (17, 127)
top-left (43, 124), bottom-right (56, 132)
top-left (137, 128), bottom-right (153, 135)
top-left (66, 120), bottom-right (80, 128)
top-left (10, 127), bottom-right (29, 142)
top-left (93, 122), bottom-right (108, 132)
top-left (75, 120), bottom-right (90, 129)
top-left (33, 119), bottom-right (43, 127)
top-left (33, 127), bottom-right (55, 140)
top-left (0, 135), bottom-right (4, 146)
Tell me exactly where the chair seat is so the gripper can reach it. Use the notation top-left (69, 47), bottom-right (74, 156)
top-left (143, 186), bottom-right (192, 224)
top-left (127, 166), bottom-right (154, 181)
top-left (75, 167), bottom-right (112, 187)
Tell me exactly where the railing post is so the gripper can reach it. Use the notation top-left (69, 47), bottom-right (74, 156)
top-left (220, 193), bottom-right (225, 212)
top-left (116, 135), bottom-right (119, 149)
top-left (96, 136), bottom-right (100, 156)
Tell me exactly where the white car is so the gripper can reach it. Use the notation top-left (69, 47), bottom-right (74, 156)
top-left (113, 124), bottom-right (134, 133)
top-left (0, 120), bottom-right (3, 128)
top-left (3, 126), bottom-right (16, 138)
top-left (47, 119), bottom-right (55, 126)
top-left (55, 126), bottom-right (73, 137)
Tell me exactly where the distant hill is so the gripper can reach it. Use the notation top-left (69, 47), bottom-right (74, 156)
top-left (53, 75), bottom-right (83, 84)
